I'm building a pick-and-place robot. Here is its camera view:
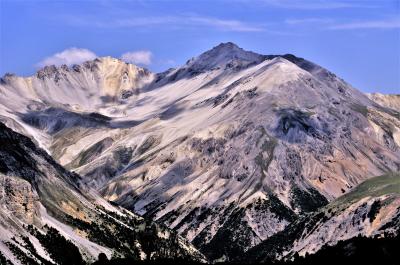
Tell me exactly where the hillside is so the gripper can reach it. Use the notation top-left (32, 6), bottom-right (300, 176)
top-left (243, 172), bottom-right (400, 262)
top-left (0, 42), bottom-right (399, 261)
top-left (0, 122), bottom-right (205, 264)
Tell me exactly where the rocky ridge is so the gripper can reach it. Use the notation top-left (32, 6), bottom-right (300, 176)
top-left (0, 122), bottom-right (206, 264)
top-left (0, 42), bottom-right (399, 262)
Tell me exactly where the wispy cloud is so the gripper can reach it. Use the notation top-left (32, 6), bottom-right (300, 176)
top-left (37, 47), bottom-right (97, 67)
top-left (121, 50), bottom-right (153, 65)
top-left (188, 16), bottom-right (264, 32)
top-left (259, 0), bottom-right (375, 10)
top-left (283, 17), bottom-right (400, 31)
top-left (285, 18), bottom-right (334, 25)
top-left (328, 18), bottom-right (400, 30)
top-left (65, 15), bottom-right (264, 32)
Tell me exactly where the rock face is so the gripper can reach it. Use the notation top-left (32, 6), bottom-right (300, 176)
top-left (0, 122), bottom-right (206, 264)
top-left (0, 57), bottom-right (153, 122)
top-left (367, 93), bottom-right (400, 112)
top-left (0, 42), bottom-right (399, 261)
top-left (243, 172), bottom-right (400, 263)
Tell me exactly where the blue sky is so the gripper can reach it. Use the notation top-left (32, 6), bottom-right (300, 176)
top-left (0, 0), bottom-right (399, 93)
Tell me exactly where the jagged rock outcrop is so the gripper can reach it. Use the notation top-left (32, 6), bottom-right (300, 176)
top-left (243, 172), bottom-right (400, 263)
top-left (367, 93), bottom-right (400, 112)
top-left (0, 122), bottom-right (206, 264)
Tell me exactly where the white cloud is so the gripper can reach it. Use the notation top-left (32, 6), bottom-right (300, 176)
top-left (105, 16), bottom-right (178, 28)
top-left (37, 47), bottom-right (97, 67)
top-left (187, 16), bottom-right (263, 32)
top-left (65, 15), bottom-right (264, 32)
top-left (121, 50), bottom-right (153, 65)
top-left (258, 0), bottom-right (374, 10)
top-left (285, 18), bottom-right (334, 25)
top-left (328, 19), bottom-right (400, 30)
top-left (283, 17), bottom-right (400, 31)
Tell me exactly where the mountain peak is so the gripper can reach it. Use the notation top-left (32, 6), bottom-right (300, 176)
top-left (213, 42), bottom-right (240, 51)
top-left (32, 56), bottom-right (151, 82)
top-left (185, 42), bottom-right (265, 72)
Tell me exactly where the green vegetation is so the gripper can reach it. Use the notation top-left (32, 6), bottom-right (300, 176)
top-left (0, 251), bottom-right (13, 265)
top-left (331, 172), bottom-right (400, 207)
top-left (290, 185), bottom-right (328, 213)
top-left (21, 236), bottom-right (54, 265)
top-left (367, 200), bottom-right (382, 222)
top-left (90, 234), bottom-right (400, 265)
top-left (242, 173), bottom-right (400, 263)
top-left (5, 242), bottom-right (40, 265)
top-left (199, 207), bottom-right (254, 261)
top-left (284, 233), bottom-right (400, 265)
top-left (64, 213), bottom-right (140, 258)
top-left (28, 225), bottom-right (85, 265)
top-left (251, 196), bottom-right (296, 223)
top-left (349, 103), bottom-right (369, 117)
top-left (65, 206), bottom-right (196, 261)
top-left (92, 257), bottom-right (204, 265)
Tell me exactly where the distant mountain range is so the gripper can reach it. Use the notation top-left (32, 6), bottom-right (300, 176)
top-left (0, 42), bottom-right (399, 264)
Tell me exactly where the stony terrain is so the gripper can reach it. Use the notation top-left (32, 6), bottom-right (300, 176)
top-left (0, 122), bottom-right (205, 264)
top-left (243, 172), bottom-right (400, 263)
top-left (0, 42), bottom-right (399, 262)
top-left (367, 93), bottom-right (400, 112)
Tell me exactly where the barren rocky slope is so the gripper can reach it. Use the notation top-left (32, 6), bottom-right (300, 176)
top-left (0, 122), bottom-right (205, 264)
top-left (0, 42), bottom-right (399, 261)
top-left (243, 172), bottom-right (400, 262)
top-left (367, 93), bottom-right (400, 112)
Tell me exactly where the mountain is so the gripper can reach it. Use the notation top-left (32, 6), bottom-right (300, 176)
top-left (0, 122), bottom-right (205, 264)
top-left (0, 42), bottom-right (399, 262)
top-left (367, 93), bottom-right (400, 112)
top-left (243, 172), bottom-right (400, 263)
